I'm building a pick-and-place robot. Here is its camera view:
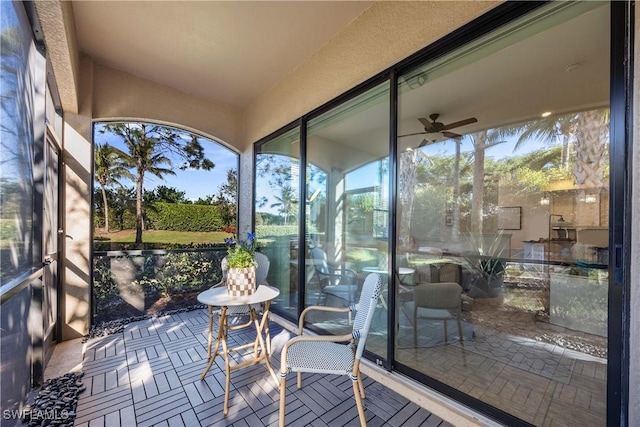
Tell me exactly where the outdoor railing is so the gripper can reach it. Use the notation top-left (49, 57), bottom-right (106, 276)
top-left (92, 247), bottom-right (227, 325)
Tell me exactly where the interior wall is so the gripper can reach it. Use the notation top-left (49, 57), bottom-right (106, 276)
top-left (242, 1), bottom-right (500, 147)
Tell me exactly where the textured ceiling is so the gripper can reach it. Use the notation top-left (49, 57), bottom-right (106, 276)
top-left (72, 1), bottom-right (372, 109)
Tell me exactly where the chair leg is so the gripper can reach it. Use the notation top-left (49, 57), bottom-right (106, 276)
top-left (444, 319), bottom-right (448, 343)
top-left (413, 309), bottom-right (417, 346)
top-left (457, 314), bottom-right (463, 342)
top-left (354, 360), bottom-right (365, 399)
top-left (297, 372), bottom-right (302, 389)
top-left (352, 379), bottom-right (367, 427)
top-left (279, 376), bottom-right (287, 427)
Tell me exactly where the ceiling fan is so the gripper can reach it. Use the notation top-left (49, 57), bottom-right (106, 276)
top-left (399, 113), bottom-right (478, 147)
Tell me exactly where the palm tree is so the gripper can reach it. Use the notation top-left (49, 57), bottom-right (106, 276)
top-left (468, 129), bottom-right (509, 233)
top-left (513, 109), bottom-right (609, 188)
top-left (270, 185), bottom-right (298, 225)
top-left (100, 123), bottom-right (214, 245)
top-left (94, 143), bottom-right (133, 232)
top-left (514, 114), bottom-right (579, 169)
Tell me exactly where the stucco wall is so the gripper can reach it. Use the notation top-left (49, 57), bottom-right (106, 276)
top-left (61, 55), bottom-right (93, 339)
top-left (91, 63), bottom-right (243, 149)
top-left (242, 1), bottom-right (500, 147)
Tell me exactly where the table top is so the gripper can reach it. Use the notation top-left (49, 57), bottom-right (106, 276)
top-left (362, 266), bottom-right (414, 275)
top-left (197, 285), bottom-right (280, 306)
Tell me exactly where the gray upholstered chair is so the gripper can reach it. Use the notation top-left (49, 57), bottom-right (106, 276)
top-left (279, 273), bottom-right (383, 427)
top-left (309, 246), bottom-right (359, 307)
top-left (413, 281), bottom-right (463, 345)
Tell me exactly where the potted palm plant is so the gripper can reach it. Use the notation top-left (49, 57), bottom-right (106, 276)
top-left (224, 232), bottom-right (259, 296)
top-left (461, 231), bottom-right (507, 299)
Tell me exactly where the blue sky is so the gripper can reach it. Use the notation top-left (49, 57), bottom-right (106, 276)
top-left (94, 123), bottom-right (239, 201)
top-left (417, 133), bottom-right (551, 160)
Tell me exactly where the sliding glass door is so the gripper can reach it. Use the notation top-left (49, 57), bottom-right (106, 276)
top-left (395, 2), bottom-right (610, 425)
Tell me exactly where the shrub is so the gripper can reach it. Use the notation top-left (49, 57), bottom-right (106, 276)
top-left (146, 202), bottom-right (225, 232)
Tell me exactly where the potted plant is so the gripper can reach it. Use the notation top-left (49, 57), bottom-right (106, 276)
top-left (224, 232), bottom-right (259, 296)
top-left (461, 231), bottom-right (507, 299)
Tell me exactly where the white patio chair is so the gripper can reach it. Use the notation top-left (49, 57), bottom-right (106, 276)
top-left (278, 273), bottom-right (382, 427)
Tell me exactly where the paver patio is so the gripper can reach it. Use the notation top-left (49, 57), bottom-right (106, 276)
top-left (72, 308), bottom-right (449, 427)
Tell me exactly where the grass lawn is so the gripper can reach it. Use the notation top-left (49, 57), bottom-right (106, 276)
top-left (95, 229), bottom-right (232, 245)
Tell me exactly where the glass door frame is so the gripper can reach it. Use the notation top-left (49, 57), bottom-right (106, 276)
top-left (253, 1), bottom-right (633, 425)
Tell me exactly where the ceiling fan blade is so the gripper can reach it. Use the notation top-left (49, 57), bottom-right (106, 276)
top-left (418, 117), bottom-right (437, 132)
top-left (418, 138), bottom-right (443, 148)
top-left (398, 131), bottom-right (427, 138)
top-left (441, 117), bottom-right (478, 130)
top-left (442, 131), bottom-right (461, 139)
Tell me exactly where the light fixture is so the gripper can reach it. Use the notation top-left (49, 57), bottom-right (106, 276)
top-left (403, 72), bottom-right (428, 89)
top-left (540, 194), bottom-right (550, 205)
top-left (585, 194), bottom-right (597, 204)
top-left (541, 111), bottom-right (552, 118)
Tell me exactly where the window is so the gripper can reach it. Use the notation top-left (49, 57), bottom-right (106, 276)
top-left (395, 2), bottom-right (609, 424)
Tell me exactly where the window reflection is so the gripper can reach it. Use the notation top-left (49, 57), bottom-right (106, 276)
top-left (395, 2), bottom-right (609, 425)
top-left (305, 82), bottom-right (390, 359)
top-left (0, 1), bottom-right (39, 287)
top-left (255, 128), bottom-right (301, 317)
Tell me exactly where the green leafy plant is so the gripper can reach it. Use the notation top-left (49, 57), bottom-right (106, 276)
top-left (225, 233), bottom-right (258, 268)
top-left (460, 230), bottom-right (508, 298)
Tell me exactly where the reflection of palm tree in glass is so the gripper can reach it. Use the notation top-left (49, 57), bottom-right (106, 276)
top-left (271, 185), bottom-right (297, 225)
top-left (512, 109), bottom-right (609, 188)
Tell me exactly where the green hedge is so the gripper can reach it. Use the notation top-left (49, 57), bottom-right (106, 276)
top-left (146, 202), bottom-right (224, 232)
top-left (256, 225), bottom-right (300, 237)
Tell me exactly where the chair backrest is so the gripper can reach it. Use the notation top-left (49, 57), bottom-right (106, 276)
top-left (309, 247), bottom-right (330, 278)
top-left (220, 256), bottom-right (229, 282)
top-left (255, 252), bottom-right (270, 285)
top-left (352, 273), bottom-right (382, 359)
top-left (414, 282), bottom-right (462, 310)
top-left (218, 252), bottom-right (270, 286)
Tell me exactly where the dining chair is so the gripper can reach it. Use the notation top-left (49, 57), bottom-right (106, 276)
top-left (279, 273), bottom-right (382, 427)
top-left (412, 281), bottom-right (463, 345)
top-left (309, 246), bottom-right (359, 307)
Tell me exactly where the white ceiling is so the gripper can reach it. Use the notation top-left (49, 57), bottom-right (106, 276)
top-left (72, 1), bottom-right (372, 109)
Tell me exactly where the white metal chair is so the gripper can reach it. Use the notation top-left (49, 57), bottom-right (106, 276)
top-left (413, 281), bottom-right (463, 345)
top-left (279, 273), bottom-right (382, 427)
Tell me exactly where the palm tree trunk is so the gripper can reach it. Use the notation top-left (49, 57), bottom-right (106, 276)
top-left (452, 137), bottom-right (461, 237)
top-left (135, 168), bottom-right (144, 245)
top-left (471, 131), bottom-right (487, 233)
top-left (398, 150), bottom-right (417, 248)
top-left (574, 110), bottom-right (608, 188)
top-left (101, 185), bottom-right (110, 233)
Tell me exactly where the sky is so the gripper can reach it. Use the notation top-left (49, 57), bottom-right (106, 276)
top-left (417, 133), bottom-right (552, 160)
top-left (94, 123), bottom-right (239, 202)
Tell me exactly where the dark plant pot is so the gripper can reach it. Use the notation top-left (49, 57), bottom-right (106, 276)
top-left (467, 273), bottom-right (504, 299)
